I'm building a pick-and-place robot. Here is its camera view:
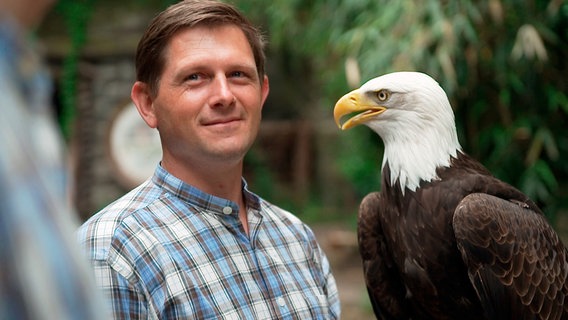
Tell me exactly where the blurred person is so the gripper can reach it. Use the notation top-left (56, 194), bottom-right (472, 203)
top-left (77, 0), bottom-right (340, 318)
top-left (0, 0), bottom-right (106, 319)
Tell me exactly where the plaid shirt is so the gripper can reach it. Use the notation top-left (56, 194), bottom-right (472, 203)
top-left (78, 165), bottom-right (340, 319)
top-left (0, 17), bottom-right (105, 320)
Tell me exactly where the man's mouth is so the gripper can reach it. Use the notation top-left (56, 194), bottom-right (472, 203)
top-left (203, 117), bottom-right (241, 127)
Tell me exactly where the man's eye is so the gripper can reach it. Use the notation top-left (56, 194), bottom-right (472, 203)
top-left (231, 71), bottom-right (244, 78)
top-left (186, 74), bottom-right (200, 81)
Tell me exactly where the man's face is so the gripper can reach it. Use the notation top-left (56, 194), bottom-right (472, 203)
top-left (147, 24), bottom-right (269, 170)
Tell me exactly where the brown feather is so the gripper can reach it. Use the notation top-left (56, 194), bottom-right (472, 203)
top-left (454, 193), bottom-right (568, 320)
top-left (359, 151), bottom-right (568, 319)
top-left (358, 192), bottom-right (410, 319)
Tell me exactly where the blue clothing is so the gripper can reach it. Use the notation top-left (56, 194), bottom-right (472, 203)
top-left (0, 16), bottom-right (105, 320)
top-left (78, 164), bottom-right (340, 319)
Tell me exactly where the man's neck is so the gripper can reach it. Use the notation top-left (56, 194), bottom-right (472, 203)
top-left (162, 157), bottom-right (243, 202)
top-left (161, 156), bottom-right (250, 234)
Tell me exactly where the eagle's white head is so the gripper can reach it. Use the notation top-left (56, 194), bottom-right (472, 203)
top-left (334, 71), bottom-right (462, 193)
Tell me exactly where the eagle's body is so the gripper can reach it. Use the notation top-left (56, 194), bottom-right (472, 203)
top-left (334, 72), bottom-right (568, 319)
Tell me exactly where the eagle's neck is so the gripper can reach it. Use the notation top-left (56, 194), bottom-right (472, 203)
top-left (380, 123), bottom-right (462, 194)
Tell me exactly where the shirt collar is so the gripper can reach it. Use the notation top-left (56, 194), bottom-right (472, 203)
top-left (151, 164), bottom-right (261, 216)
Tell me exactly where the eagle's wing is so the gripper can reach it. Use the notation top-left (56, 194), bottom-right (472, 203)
top-left (453, 193), bottom-right (568, 320)
top-left (358, 192), bottom-right (410, 319)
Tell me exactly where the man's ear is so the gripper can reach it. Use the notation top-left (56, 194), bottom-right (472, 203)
top-left (131, 81), bottom-right (158, 129)
top-left (260, 75), bottom-right (270, 108)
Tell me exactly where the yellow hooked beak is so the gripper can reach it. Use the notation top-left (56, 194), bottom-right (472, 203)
top-left (333, 90), bottom-right (387, 130)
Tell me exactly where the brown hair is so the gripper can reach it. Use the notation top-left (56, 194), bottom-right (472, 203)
top-left (135, 0), bottom-right (266, 97)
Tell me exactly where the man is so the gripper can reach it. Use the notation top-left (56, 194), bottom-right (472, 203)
top-left (77, 0), bottom-right (340, 318)
top-left (0, 0), bottom-right (105, 319)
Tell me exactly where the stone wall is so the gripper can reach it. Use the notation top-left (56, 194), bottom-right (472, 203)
top-left (72, 59), bottom-right (137, 220)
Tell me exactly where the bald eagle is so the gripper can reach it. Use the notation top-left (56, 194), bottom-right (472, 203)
top-left (333, 72), bottom-right (568, 320)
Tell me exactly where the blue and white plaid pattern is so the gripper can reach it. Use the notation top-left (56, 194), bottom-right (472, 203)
top-left (0, 18), bottom-right (105, 320)
top-left (78, 165), bottom-right (340, 319)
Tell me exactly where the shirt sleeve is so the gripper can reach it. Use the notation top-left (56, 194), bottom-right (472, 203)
top-left (303, 224), bottom-right (341, 319)
top-left (91, 258), bottom-right (152, 320)
top-left (319, 245), bottom-right (341, 319)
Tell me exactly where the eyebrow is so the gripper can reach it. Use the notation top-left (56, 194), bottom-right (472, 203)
top-left (174, 61), bottom-right (258, 79)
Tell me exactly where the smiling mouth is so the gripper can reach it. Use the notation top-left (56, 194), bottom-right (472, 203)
top-left (204, 118), bottom-right (241, 126)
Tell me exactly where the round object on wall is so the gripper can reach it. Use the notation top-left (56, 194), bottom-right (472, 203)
top-left (106, 102), bottom-right (162, 188)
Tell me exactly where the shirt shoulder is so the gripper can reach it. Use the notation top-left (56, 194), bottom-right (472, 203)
top-left (258, 197), bottom-right (306, 224)
top-left (255, 197), bottom-right (321, 248)
top-left (77, 179), bottom-right (164, 260)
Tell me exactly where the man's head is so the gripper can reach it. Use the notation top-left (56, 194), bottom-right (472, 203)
top-left (135, 0), bottom-right (266, 98)
top-left (131, 0), bottom-right (270, 180)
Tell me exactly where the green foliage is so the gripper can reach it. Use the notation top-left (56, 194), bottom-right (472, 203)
top-left (235, 0), bottom-right (568, 217)
top-left (337, 129), bottom-right (382, 198)
top-left (54, 0), bottom-right (94, 139)
top-left (52, 0), bottom-right (568, 218)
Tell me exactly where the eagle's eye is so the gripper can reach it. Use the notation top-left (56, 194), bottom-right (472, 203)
top-left (377, 89), bottom-right (390, 102)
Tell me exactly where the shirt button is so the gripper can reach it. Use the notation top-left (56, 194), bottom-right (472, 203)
top-left (276, 297), bottom-right (286, 307)
top-left (222, 206), bottom-right (233, 215)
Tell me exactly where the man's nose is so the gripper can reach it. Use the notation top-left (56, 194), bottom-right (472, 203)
top-left (210, 76), bottom-right (235, 107)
